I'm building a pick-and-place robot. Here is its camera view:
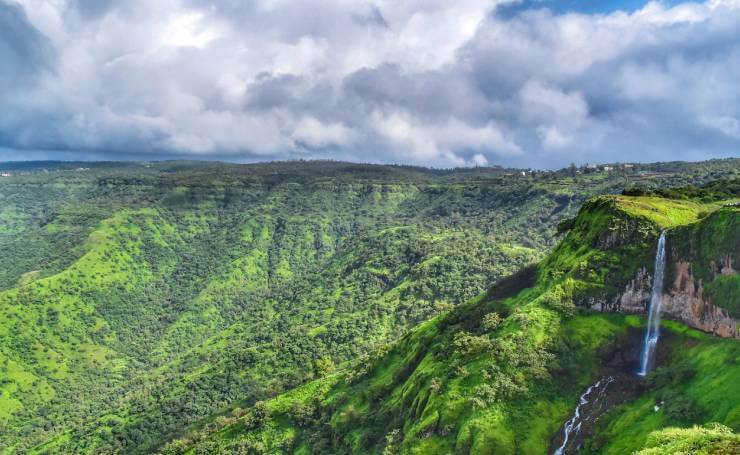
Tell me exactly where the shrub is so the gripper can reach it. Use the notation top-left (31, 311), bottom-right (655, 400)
top-left (481, 312), bottom-right (502, 331)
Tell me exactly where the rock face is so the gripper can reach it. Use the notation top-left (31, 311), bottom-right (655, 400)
top-left (574, 201), bottom-right (738, 338)
top-left (716, 254), bottom-right (735, 276)
top-left (619, 268), bottom-right (652, 314)
top-left (590, 263), bottom-right (738, 339)
top-left (661, 261), bottom-right (737, 338)
top-left (588, 267), bottom-right (650, 314)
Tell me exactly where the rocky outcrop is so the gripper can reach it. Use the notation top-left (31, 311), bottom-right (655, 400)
top-left (590, 263), bottom-right (738, 339)
top-left (661, 261), bottom-right (737, 338)
top-left (588, 267), bottom-right (650, 314)
top-left (710, 254), bottom-right (735, 276)
top-left (618, 268), bottom-right (652, 314)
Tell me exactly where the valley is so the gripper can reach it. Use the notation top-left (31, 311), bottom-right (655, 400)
top-left (156, 180), bottom-right (739, 454)
top-left (0, 159), bottom-right (737, 454)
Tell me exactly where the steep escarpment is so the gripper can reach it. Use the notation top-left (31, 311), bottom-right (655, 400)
top-left (157, 193), bottom-right (739, 454)
top-left (660, 260), bottom-right (737, 338)
top-left (11, 161), bottom-right (684, 455)
top-left (662, 206), bottom-right (739, 337)
top-left (572, 199), bottom-right (739, 338)
top-left (603, 264), bottom-right (738, 338)
top-left (3, 165), bottom-right (737, 455)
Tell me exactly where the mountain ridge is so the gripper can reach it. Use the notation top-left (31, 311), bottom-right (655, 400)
top-left (0, 159), bottom-right (737, 454)
top-left (157, 190), bottom-right (739, 454)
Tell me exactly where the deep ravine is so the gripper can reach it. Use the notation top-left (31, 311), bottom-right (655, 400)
top-left (553, 376), bottom-right (615, 455)
top-left (552, 231), bottom-right (670, 454)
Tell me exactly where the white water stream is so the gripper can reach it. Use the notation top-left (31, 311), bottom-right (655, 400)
top-left (554, 232), bottom-right (667, 453)
top-left (638, 231), bottom-right (667, 377)
top-left (554, 376), bottom-right (615, 455)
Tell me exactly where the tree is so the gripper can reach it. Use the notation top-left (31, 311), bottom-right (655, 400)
top-left (314, 356), bottom-right (335, 377)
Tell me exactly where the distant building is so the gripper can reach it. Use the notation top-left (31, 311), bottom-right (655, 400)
top-left (0, 172), bottom-right (11, 177)
top-left (603, 166), bottom-right (613, 172)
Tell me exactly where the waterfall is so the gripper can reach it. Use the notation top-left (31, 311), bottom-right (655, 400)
top-left (637, 231), bottom-right (667, 377)
top-left (554, 376), bottom-right (615, 455)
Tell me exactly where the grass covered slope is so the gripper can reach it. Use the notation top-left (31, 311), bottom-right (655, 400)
top-left (635, 423), bottom-right (739, 454)
top-left (162, 192), bottom-right (739, 454)
top-left (0, 208), bottom-right (209, 452)
top-left (0, 208), bottom-right (177, 412)
top-left (543, 194), bottom-right (738, 308)
top-left (585, 322), bottom-right (740, 454)
top-left (0, 161), bottom-right (624, 454)
top-left (0, 160), bottom-right (737, 454)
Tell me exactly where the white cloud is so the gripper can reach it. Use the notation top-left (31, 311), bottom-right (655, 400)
top-left (537, 125), bottom-right (573, 149)
top-left (160, 11), bottom-right (222, 49)
top-left (518, 80), bottom-right (589, 125)
top-left (703, 115), bottom-right (740, 139)
top-left (471, 152), bottom-right (488, 166)
top-left (370, 110), bottom-right (520, 166)
top-left (1, 0), bottom-right (739, 167)
top-left (291, 116), bottom-right (356, 148)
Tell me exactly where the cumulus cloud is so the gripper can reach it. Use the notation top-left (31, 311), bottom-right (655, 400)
top-left (0, 2), bottom-right (54, 92)
top-left (291, 117), bottom-right (356, 149)
top-left (369, 110), bottom-right (520, 165)
top-left (0, 0), bottom-right (738, 167)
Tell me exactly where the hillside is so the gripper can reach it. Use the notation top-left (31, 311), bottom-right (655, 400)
top-left (159, 190), bottom-right (739, 454)
top-left (0, 159), bottom-right (737, 453)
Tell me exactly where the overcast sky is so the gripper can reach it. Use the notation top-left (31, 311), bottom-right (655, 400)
top-left (1, 0), bottom-right (739, 168)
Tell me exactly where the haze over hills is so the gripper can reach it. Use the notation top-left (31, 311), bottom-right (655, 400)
top-left (0, 159), bottom-right (737, 454)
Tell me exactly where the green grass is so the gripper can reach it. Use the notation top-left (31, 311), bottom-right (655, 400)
top-left (165, 282), bottom-right (643, 453)
top-left (0, 208), bottom-right (178, 451)
top-left (161, 190), bottom-right (739, 454)
top-left (584, 322), bottom-right (740, 453)
top-left (634, 423), bottom-right (739, 454)
top-left (667, 206), bottom-right (740, 316)
top-left (2, 161), bottom-right (738, 454)
top-left (703, 275), bottom-right (740, 318)
top-left (612, 196), bottom-right (729, 228)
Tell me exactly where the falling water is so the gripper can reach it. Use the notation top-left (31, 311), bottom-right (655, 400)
top-left (554, 376), bottom-right (615, 455)
top-left (638, 231), bottom-right (667, 377)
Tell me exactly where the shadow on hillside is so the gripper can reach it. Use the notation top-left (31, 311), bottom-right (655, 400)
top-left (486, 263), bottom-right (539, 301)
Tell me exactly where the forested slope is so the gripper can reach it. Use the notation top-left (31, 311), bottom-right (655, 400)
top-left (0, 159), bottom-right (737, 453)
top-left (159, 186), bottom-right (739, 454)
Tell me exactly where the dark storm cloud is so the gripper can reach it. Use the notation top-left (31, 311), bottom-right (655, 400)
top-left (0, 0), bottom-right (738, 167)
top-left (343, 64), bottom-right (492, 123)
top-left (0, 1), bottom-right (54, 91)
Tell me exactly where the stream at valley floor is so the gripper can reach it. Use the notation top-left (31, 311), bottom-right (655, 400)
top-left (551, 232), bottom-right (670, 454)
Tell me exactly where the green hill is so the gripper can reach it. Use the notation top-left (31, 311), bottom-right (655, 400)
top-left (158, 192), bottom-right (739, 454)
top-left (0, 159), bottom-right (737, 454)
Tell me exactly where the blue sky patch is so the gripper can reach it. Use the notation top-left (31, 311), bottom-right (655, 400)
top-left (497, 0), bottom-right (689, 17)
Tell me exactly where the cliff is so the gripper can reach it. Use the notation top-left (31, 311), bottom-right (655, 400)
top-left (157, 192), bottom-right (740, 455)
top-left (600, 262), bottom-right (737, 338)
top-left (581, 203), bottom-right (739, 338)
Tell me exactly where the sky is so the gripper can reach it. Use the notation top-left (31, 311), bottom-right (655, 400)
top-left (0, 0), bottom-right (739, 168)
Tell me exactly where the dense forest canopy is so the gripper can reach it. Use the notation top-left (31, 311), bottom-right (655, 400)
top-left (0, 159), bottom-right (737, 453)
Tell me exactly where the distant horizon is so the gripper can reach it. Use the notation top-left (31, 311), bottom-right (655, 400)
top-left (0, 155), bottom-right (737, 173)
